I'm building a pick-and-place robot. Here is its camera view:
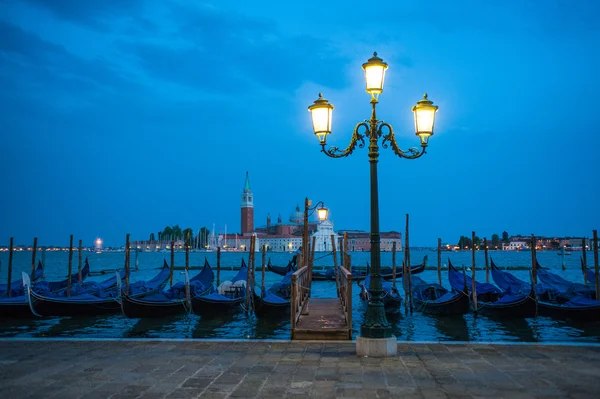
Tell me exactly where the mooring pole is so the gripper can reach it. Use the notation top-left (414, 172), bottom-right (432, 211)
top-left (406, 214), bottom-right (413, 313)
top-left (471, 232), bottom-right (477, 313)
top-left (125, 234), bottom-right (131, 295)
top-left (6, 237), bottom-right (13, 298)
top-left (582, 237), bottom-right (588, 284)
top-left (185, 236), bottom-right (190, 273)
top-left (531, 234), bottom-right (537, 285)
top-left (392, 241), bottom-right (397, 289)
top-left (217, 246), bottom-right (221, 286)
top-left (169, 241), bottom-right (175, 287)
top-left (67, 235), bottom-right (74, 297)
top-left (31, 237), bottom-right (38, 277)
top-left (484, 237), bottom-right (489, 283)
top-left (437, 238), bottom-right (442, 286)
top-left (261, 244), bottom-right (266, 297)
top-left (78, 239), bottom-right (82, 283)
top-left (593, 230), bottom-right (598, 301)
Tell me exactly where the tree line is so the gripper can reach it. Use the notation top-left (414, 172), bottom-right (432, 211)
top-left (457, 231), bottom-right (510, 249)
top-left (148, 225), bottom-right (211, 248)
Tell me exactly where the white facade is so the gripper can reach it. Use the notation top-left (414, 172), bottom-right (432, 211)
top-left (311, 220), bottom-right (340, 252)
top-left (503, 241), bottom-right (528, 251)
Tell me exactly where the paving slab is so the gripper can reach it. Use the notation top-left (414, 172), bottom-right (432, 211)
top-left (0, 340), bottom-right (599, 398)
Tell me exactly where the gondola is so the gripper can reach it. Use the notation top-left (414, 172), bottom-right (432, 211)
top-left (253, 270), bottom-right (293, 317)
top-left (356, 263), bottom-right (402, 313)
top-left (448, 259), bottom-right (537, 318)
top-left (536, 262), bottom-right (596, 299)
top-left (191, 258), bottom-right (247, 317)
top-left (411, 275), bottom-right (469, 315)
top-left (25, 260), bottom-right (172, 317)
top-left (1, 260), bottom-right (94, 319)
top-left (491, 259), bottom-right (600, 321)
top-left (121, 259), bottom-right (213, 318)
top-left (0, 260), bottom-right (44, 294)
top-left (40, 259), bottom-right (92, 293)
top-left (266, 255), bottom-right (427, 281)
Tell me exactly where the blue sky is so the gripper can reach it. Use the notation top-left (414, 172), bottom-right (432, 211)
top-left (1, 0), bottom-right (599, 247)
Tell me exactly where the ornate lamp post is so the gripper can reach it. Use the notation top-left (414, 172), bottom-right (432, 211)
top-left (302, 198), bottom-right (328, 277)
top-left (308, 52), bottom-right (438, 356)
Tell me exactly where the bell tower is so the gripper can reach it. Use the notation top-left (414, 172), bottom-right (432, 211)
top-left (241, 171), bottom-right (254, 236)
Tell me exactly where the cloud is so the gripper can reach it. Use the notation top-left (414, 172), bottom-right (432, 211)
top-left (22, 0), bottom-right (145, 29)
top-left (0, 21), bottom-right (141, 111)
top-left (116, 3), bottom-right (350, 95)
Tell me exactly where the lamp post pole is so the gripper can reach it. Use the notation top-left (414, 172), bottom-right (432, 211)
top-left (303, 198), bottom-right (328, 280)
top-left (308, 52), bottom-right (438, 355)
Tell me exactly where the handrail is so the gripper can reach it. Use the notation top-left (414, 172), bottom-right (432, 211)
top-left (290, 265), bottom-right (310, 339)
top-left (339, 266), bottom-right (353, 339)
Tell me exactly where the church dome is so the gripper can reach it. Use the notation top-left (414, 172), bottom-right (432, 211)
top-left (289, 205), bottom-right (303, 224)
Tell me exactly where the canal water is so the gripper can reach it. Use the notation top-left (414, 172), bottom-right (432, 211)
top-left (1, 249), bottom-right (599, 342)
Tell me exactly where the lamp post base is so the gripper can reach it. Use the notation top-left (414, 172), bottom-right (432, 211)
top-left (356, 336), bottom-right (397, 357)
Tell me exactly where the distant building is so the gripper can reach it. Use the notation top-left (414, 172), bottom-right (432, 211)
top-left (338, 230), bottom-right (402, 252)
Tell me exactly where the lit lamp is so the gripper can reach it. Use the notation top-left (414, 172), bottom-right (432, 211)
top-left (307, 52), bottom-right (439, 357)
top-left (412, 94), bottom-right (438, 146)
top-left (308, 94), bottom-right (334, 144)
top-left (362, 52), bottom-right (388, 99)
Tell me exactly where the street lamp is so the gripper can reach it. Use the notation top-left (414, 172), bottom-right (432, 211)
top-left (308, 52), bottom-right (438, 355)
top-left (302, 198), bottom-right (328, 277)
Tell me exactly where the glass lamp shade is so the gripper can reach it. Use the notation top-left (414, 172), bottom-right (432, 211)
top-left (412, 93), bottom-right (438, 145)
top-left (308, 93), bottom-right (334, 144)
top-left (317, 206), bottom-right (328, 221)
top-left (362, 52), bottom-right (388, 98)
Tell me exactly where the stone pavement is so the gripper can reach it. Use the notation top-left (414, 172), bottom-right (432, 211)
top-left (1, 339), bottom-right (600, 398)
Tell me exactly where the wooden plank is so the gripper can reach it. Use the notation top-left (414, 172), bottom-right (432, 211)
top-left (293, 298), bottom-right (350, 340)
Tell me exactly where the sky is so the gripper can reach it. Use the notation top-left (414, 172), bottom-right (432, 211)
top-left (1, 0), bottom-right (599, 247)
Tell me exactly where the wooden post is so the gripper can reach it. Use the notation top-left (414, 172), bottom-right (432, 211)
top-left (67, 235), bottom-right (74, 297)
top-left (135, 248), bottom-right (139, 271)
top-left (246, 241), bottom-right (251, 313)
top-left (593, 230), bottom-right (598, 301)
top-left (392, 241), bottom-right (397, 288)
top-left (261, 244), bottom-right (266, 296)
top-left (437, 238), bottom-right (442, 286)
top-left (290, 272), bottom-right (297, 339)
top-left (31, 237), bottom-right (38, 277)
top-left (310, 236), bottom-right (316, 271)
top-left (6, 238), bottom-right (13, 298)
top-left (484, 237), bottom-right (489, 283)
top-left (217, 246), bottom-right (221, 286)
top-left (41, 248), bottom-right (45, 268)
top-left (561, 244), bottom-right (566, 270)
top-left (343, 232), bottom-right (348, 270)
top-left (78, 239), bottom-right (83, 283)
top-left (403, 221), bottom-right (409, 313)
top-left (582, 237), bottom-right (588, 284)
top-left (406, 214), bottom-right (413, 312)
top-left (331, 235), bottom-right (340, 297)
top-left (185, 236), bottom-right (190, 273)
top-left (125, 234), bottom-right (130, 295)
top-left (531, 234), bottom-right (537, 285)
top-left (246, 236), bottom-right (256, 314)
top-left (297, 251), bottom-right (303, 272)
top-left (471, 231), bottom-right (477, 313)
top-left (170, 240), bottom-right (175, 287)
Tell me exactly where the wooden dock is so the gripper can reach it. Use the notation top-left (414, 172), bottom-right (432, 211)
top-left (291, 265), bottom-right (352, 340)
top-left (292, 298), bottom-right (350, 340)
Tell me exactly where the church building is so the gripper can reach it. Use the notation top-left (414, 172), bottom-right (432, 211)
top-left (219, 172), bottom-right (339, 252)
top-left (219, 173), bottom-right (401, 252)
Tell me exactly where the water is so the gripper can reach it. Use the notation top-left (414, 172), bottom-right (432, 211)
top-left (1, 249), bottom-right (599, 342)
